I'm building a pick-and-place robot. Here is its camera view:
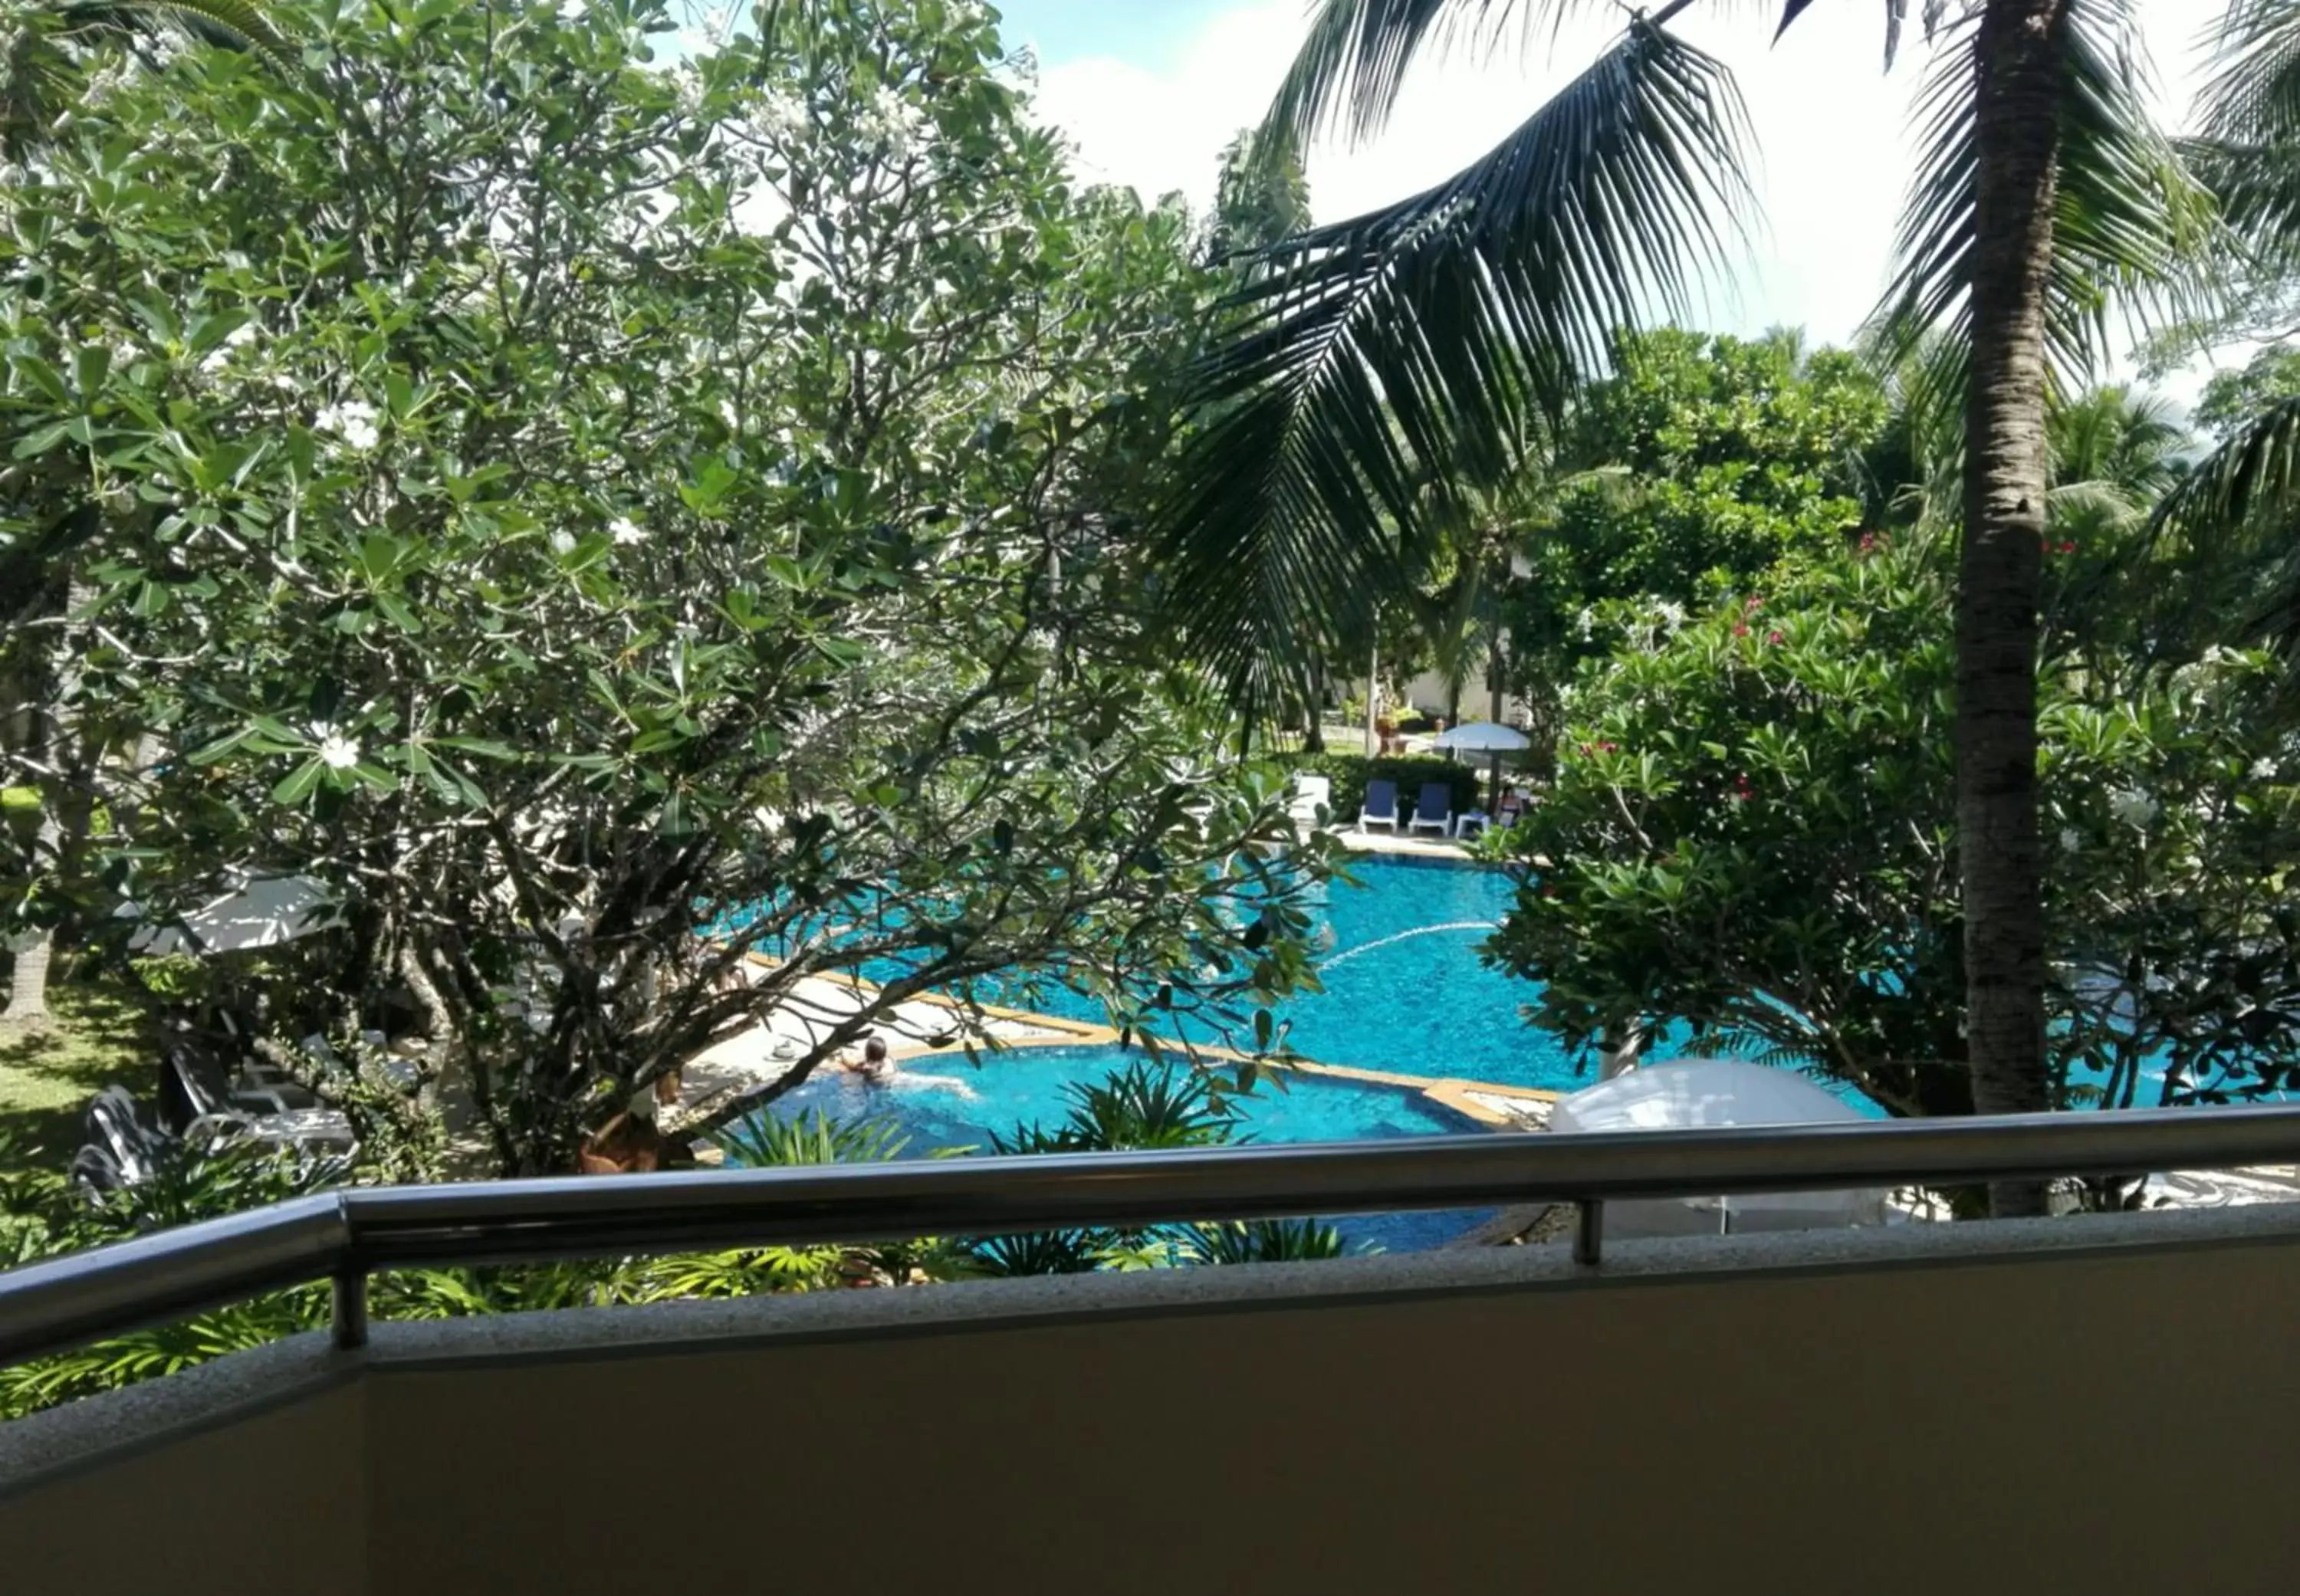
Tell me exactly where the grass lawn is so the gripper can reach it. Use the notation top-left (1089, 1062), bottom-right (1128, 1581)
top-left (0, 980), bottom-right (149, 1171)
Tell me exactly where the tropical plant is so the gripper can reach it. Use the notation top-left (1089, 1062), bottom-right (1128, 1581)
top-left (1152, 0), bottom-right (2201, 1210)
top-left (1202, 123), bottom-right (1312, 265)
top-left (968, 1057), bottom-right (1365, 1273)
top-left (1486, 534), bottom-right (2300, 1118)
top-left (1506, 328), bottom-right (1889, 704)
top-left (1180, 1217), bottom-right (1348, 1265)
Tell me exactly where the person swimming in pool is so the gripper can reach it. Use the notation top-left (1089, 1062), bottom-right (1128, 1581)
top-left (849, 1034), bottom-right (978, 1098)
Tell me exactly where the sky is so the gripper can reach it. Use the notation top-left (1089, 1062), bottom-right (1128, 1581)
top-left (994, 0), bottom-right (2232, 409)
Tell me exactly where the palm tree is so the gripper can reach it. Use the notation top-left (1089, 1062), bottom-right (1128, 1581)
top-left (1154, 0), bottom-right (2195, 1206)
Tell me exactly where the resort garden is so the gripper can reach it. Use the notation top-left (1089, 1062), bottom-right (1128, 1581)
top-left (5, 0), bottom-right (2300, 1412)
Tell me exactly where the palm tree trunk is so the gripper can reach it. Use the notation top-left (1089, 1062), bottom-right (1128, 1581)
top-left (1959, 0), bottom-right (2068, 1217)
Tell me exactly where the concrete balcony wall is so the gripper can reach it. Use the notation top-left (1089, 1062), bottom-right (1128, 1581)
top-left (5, 1204), bottom-right (2300, 1596)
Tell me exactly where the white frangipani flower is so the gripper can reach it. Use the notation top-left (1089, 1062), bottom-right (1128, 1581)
top-left (857, 84), bottom-right (923, 159)
top-left (609, 517), bottom-right (645, 547)
top-left (549, 529), bottom-right (577, 556)
top-left (2059, 827), bottom-right (2082, 854)
top-left (2108, 788), bottom-right (2158, 830)
top-left (314, 399), bottom-right (380, 451)
top-left (317, 731), bottom-right (360, 770)
top-left (754, 90), bottom-right (808, 143)
top-left (2251, 757), bottom-right (2278, 782)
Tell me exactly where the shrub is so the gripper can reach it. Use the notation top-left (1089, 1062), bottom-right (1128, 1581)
top-left (1286, 752), bottom-right (1485, 823)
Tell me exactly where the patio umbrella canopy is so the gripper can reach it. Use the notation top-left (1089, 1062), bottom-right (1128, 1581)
top-left (1433, 721), bottom-right (1530, 814)
top-left (130, 875), bottom-right (342, 957)
top-left (1548, 1060), bottom-right (1888, 1239)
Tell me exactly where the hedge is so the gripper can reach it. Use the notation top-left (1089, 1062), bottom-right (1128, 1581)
top-left (1283, 752), bottom-right (1486, 824)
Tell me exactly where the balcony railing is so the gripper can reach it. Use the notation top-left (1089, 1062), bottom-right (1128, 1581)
top-left (5, 1102), bottom-right (2300, 1370)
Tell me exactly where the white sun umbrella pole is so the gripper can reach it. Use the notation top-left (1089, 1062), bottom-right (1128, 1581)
top-left (1433, 721), bottom-right (1530, 814)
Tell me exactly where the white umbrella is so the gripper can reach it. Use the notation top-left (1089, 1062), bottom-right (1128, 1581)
top-left (1433, 721), bottom-right (1530, 813)
top-left (130, 875), bottom-right (342, 957)
top-left (1547, 1060), bottom-right (1888, 1239)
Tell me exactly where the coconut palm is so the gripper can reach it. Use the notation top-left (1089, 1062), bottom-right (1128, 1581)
top-left (1153, 0), bottom-right (2197, 1207)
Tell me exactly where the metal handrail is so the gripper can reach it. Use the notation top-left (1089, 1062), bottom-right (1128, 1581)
top-left (5, 1102), bottom-right (2300, 1368)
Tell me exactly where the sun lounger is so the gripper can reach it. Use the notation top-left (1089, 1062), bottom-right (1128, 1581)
top-left (1359, 778), bottom-right (1400, 832)
top-left (1409, 782), bottom-right (1453, 836)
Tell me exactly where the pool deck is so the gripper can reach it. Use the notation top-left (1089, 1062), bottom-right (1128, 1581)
top-left (1337, 829), bottom-right (1477, 862)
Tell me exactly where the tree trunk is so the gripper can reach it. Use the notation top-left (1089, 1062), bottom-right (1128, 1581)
top-left (1489, 633), bottom-right (1505, 726)
top-left (1363, 635), bottom-right (1379, 757)
top-left (2, 927), bottom-right (54, 1028)
top-left (2, 571), bottom-right (94, 1033)
top-left (1959, 0), bottom-right (2067, 1217)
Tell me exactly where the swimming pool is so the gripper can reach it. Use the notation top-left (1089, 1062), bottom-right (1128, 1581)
top-left (997, 854), bottom-right (1651, 1091)
top-left (761, 1043), bottom-right (1497, 1252)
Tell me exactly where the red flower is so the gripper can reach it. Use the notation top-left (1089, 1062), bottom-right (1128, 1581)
top-left (1733, 622), bottom-right (1750, 638)
top-left (1767, 630), bottom-right (1784, 645)
top-left (1858, 530), bottom-right (1881, 554)
top-left (2058, 540), bottom-right (2077, 555)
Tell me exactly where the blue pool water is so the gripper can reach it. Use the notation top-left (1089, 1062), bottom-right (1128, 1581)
top-left (1274, 855), bottom-right (1582, 1086)
top-left (898, 855), bottom-right (1632, 1091)
top-left (762, 1044), bottom-right (1496, 1253)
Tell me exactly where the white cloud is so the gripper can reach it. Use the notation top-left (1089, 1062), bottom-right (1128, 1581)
top-left (1034, 0), bottom-right (2222, 396)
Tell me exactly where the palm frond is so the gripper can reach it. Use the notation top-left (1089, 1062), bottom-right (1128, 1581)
top-left (1870, 0), bottom-right (2212, 387)
top-left (1266, 1), bottom-right (1655, 149)
top-left (1158, 20), bottom-right (1754, 709)
top-left (2185, 2), bottom-right (2300, 260)
top-left (2145, 394), bottom-right (2300, 660)
top-left (2199, 0), bottom-right (2300, 147)
top-left (61, 1), bottom-right (296, 67)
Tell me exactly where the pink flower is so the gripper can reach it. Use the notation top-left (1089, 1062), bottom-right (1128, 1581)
top-left (1733, 622), bottom-right (1750, 638)
top-left (1767, 630), bottom-right (1784, 645)
top-left (1743, 594), bottom-right (1765, 612)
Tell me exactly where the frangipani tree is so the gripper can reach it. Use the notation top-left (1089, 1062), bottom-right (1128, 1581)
top-left (1, 0), bottom-right (1328, 1172)
top-left (1488, 535), bottom-right (2300, 1121)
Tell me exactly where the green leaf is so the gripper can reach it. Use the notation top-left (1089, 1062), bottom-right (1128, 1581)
top-left (271, 760), bottom-right (325, 806)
